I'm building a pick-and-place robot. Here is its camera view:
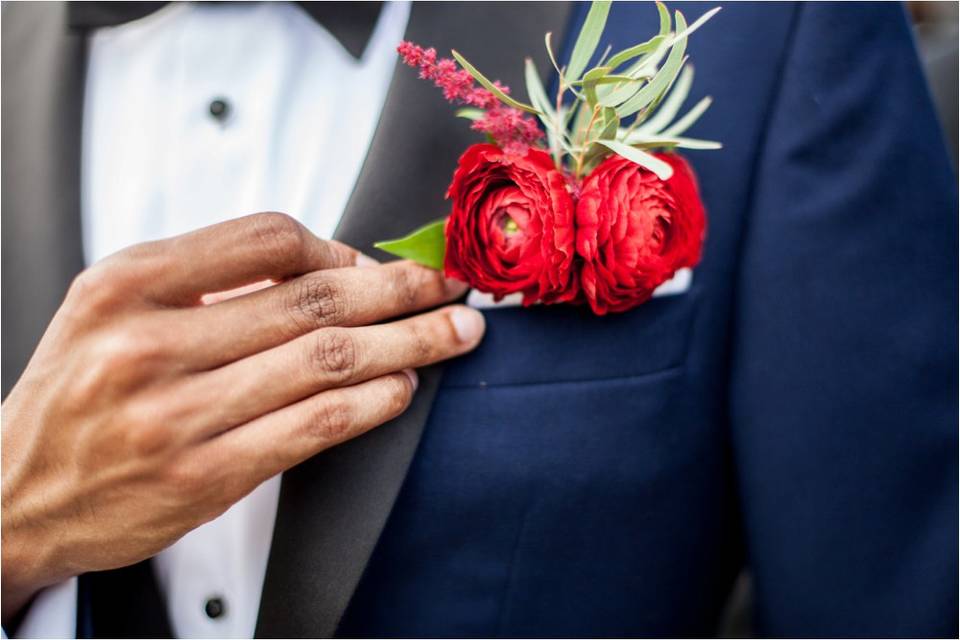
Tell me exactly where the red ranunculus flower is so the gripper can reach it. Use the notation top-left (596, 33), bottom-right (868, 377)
top-left (575, 152), bottom-right (706, 315)
top-left (444, 143), bottom-right (578, 305)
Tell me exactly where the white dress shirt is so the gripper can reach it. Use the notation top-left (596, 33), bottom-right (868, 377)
top-left (13, 2), bottom-right (409, 638)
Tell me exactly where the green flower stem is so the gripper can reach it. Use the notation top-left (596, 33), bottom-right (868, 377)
top-left (575, 104), bottom-right (602, 178)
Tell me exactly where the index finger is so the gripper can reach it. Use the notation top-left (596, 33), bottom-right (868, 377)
top-left (127, 212), bottom-right (360, 304)
top-left (169, 260), bottom-right (468, 368)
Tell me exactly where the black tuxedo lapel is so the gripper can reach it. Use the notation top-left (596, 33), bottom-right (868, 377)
top-left (255, 3), bottom-right (574, 637)
top-left (1, 1), bottom-right (87, 399)
top-left (2, 7), bottom-right (175, 636)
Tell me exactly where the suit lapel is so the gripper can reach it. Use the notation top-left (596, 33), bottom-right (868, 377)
top-left (1, 1), bottom-right (87, 399)
top-left (255, 2), bottom-right (574, 637)
top-left (1, 4), bottom-right (177, 636)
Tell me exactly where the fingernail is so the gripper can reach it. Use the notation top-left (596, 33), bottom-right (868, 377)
top-left (449, 307), bottom-right (486, 343)
top-left (402, 368), bottom-right (419, 391)
top-left (444, 276), bottom-right (469, 296)
top-left (355, 253), bottom-right (379, 267)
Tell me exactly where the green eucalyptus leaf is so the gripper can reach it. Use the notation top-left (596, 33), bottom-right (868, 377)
top-left (596, 139), bottom-right (674, 179)
top-left (565, 0), bottom-right (612, 83)
top-left (571, 100), bottom-right (596, 147)
top-left (451, 50), bottom-right (540, 114)
top-left (661, 95), bottom-right (713, 136)
top-left (599, 106), bottom-right (619, 139)
top-left (598, 38), bottom-right (671, 107)
top-left (605, 34), bottom-right (666, 70)
top-left (594, 74), bottom-right (646, 84)
top-left (670, 137), bottom-right (722, 150)
top-left (615, 11), bottom-right (689, 118)
top-left (623, 134), bottom-right (722, 149)
top-left (544, 32), bottom-right (564, 78)
top-left (525, 57), bottom-right (563, 163)
top-left (670, 6), bottom-right (721, 43)
top-left (571, 65), bottom-right (613, 87)
top-left (455, 107), bottom-right (485, 121)
top-left (596, 43), bottom-right (614, 66)
top-left (558, 134), bottom-right (578, 156)
top-left (631, 59), bottom-right (685, 128)
top-left (373, 219), bottom-right (447, 270)
top-left (579, 65), bottom-right (612, 105)
top-left (657, 1), bottom-right (671, 36)
top-left (524, 58), bottom-right (554, 115)
top-left (634, 64), bottom-right (693, 134)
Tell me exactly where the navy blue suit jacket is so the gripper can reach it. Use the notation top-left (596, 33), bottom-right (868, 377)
top-left (336, 3), bottom-right (958, 637)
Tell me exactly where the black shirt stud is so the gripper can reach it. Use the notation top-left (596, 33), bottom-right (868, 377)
top-left (204, 596), bottom-right (226, 619)
top-left (208, 98), bottom-right (230, 123)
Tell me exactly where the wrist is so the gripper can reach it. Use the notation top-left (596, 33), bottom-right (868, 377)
top-left (1, 516), bottom-right (65, 624)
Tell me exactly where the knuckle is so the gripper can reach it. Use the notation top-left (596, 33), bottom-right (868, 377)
top-left (290, 276), bottom-right (345, 330)
top-left (122, 394), bottom-right (179, 458)
top-left (165, 461), bottom-right (208, 497)
top-left (66, 249), bottom-right (157, 313)
top-left (385, 374), bottom-right (414, 415)
top-left (101, 327), bottom-right (164, 369)
top-left (65, 357), bottom-right (113, 408)
top-left (423, 267), bottom-right (450, 298)
top-left (308, 330), bottom-right (357, 379)
top-left (127, 419), bottom-right (173, 458)
top-left (82, 332), bottom-right (140, 383)
top-left (318, 239), bottom-right (352, 268)
top-left (407, 322), bottom-right (434, 361)
top-left (66, 264), bottom-right (119, 311)
top-left (67, 328), bottom-right (165, 403)
top-left (250, 212), bottom-right (306, 269)
top-left (304, 399), bottom-right (353, 443)
top-left (389, 265), bottom-right (425, 310)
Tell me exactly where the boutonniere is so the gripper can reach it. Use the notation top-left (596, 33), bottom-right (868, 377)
top-left (376, 1), bottom-right (720, 315)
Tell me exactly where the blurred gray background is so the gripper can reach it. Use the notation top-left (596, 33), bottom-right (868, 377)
top-left (910, 1), bottom-right (958, 165)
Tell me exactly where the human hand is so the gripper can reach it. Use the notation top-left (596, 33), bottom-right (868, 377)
top-left (0, 213), bottom-right (485, 621)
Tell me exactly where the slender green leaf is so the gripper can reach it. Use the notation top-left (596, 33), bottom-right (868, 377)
top-left (661, 95), bottom-right (712, 136)
top-left (525, 57), bottom-right (563, 163)
top-left (605, 34), bottom-right (666, 70)
top-left (596, 43), bottom-right (613, 66)
top-left (615, 11), bottom-right (689, 118)
top-left (598, 37), bottom-right (671, 106)
top-left (599, 5), bottom-right (718, 112)
top-left (565, 0), bottom-right (612, 82)
top-left (524, 58), bottom-right (553, 115)
top-left (582, 108), bottom-right (619, 165)
top-left (597, 139), bottom-right (674, 179)
top-left (598, 107), bottom-right (619, 140)
top-left (544, 32), bottom-right (563, 78)
top-left (451, 50), bottom-right (540, 114)
top-left (571, 66), bottom-right (613, 87)
top-left (622, 134), bottom-right (722, 149)
top-left (455, 107), bottom-right (485, 121)
top-left (669, 6), bottom-right (721, 44)
top-left (633, 64), bottom-right (693, 134)
top-left (373, 219), bottom-right (447, 270)
top-left (558, 133), bottom-right (578, 156)
top-left (572, 100), bottom-right (596, 147)
top-left (657, 1), bottom-right (671, 36)
top-left (593, 74), bottom-right (647, 85)
top-left (634, 58), bottom-right (685, 126)
top-left (580, 65), bottom-right (612, 105)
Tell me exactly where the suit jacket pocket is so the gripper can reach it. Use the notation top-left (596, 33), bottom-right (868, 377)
top-left (443, 288), bottom-right (699, 389)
